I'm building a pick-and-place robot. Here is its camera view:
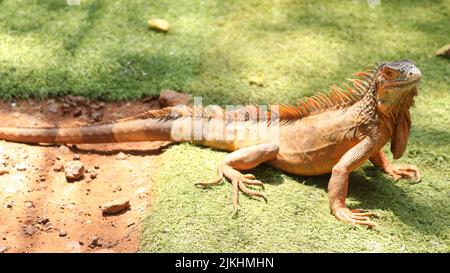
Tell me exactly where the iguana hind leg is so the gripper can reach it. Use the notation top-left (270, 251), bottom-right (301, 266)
top-left (195, 143), bottom-right (279, 217)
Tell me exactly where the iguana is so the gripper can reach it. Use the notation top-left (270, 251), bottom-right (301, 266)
top-left (0, 60), bottom-right (422, 227)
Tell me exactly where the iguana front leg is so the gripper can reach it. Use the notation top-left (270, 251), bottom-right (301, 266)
top-left (196, 143), bottom-right (279, 217)
top-left (328, 137), bottom-right (382, 227)
top-left (370, 150), bottom-right (421, 182)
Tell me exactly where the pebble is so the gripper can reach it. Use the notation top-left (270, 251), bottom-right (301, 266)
top-left (5, 202), bottom-right (14, 209)
top-left (15, 163), bottom-right (27, 171)
top-left (89, 171), bottom-right (98, 180)
top-left (66, 241), bottom-right (81, 253)
top-left (23, 225), bottom-right (35, 236)
top-left (248, 74), bottom-right (264, 87)
top-left (64, 161), bottom-right (85, 181)
top-left (101, 198), bottom-right (130, 215)
top-left (25, 201), bottom-right (35, 209)
top-left (0, 166), bottom-right (9, 176)
top-left (436, 44), bottom-right (450, 57)
top-left (53, 162), bottom-right (64, 172)
top-left (73, 108), bottom-right (83, 117)
top-left (147, 18), bottom-right (170, 32)
top-left (0, 245), bottom-right (10, 253)
top-left (88, 235), bottom-right (101, 248)
top-left (116, 152), bottom-right (127, 160)
top-left (158, 90), bottom-right (191, 107)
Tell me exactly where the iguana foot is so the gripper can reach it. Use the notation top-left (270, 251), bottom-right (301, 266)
top-left (195, 143), bottom-right (278, 217)
top-left (333, 207), bottom-right (378, 228)
top-left (385, 164), bottom-right (421, 182)
top-left (195, 166), bottom-right (266, 217)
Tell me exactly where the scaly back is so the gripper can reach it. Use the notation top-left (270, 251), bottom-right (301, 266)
top-left (121, 64), bottom-right (378, 124)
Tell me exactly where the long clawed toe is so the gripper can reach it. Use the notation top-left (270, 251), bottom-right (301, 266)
top-left (387, 164), bottom-right (422, 183)
top-left (351, 209), bottom-right (376, 217)
top-left (238, 180), bottom-right (267, 203)
top-left (195, 171), bottom-right (224, 188)
top-left (242, 174), bottom-right (265, 189)
top-left (335, 208), bottom-right (378, 228)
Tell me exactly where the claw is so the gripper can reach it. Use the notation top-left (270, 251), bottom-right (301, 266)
top-left (243, 174), bottom-right (255, 179)
top-left (386, 164), bottom-right (421, 183)
top-left (231, 207), bottom-right (239, 219)
top-left (238, 181), bottom-right (267, 203)
top-left (334, 207), bottom-right (378, 228)
top-left (351, 209), bottom-right (377, 217)
top-left (242, 178), bottom-right (265, 189)
top-left (195, 171), bottom-right (224, 188)
top-left (232, 179), bottom-right (239, 213)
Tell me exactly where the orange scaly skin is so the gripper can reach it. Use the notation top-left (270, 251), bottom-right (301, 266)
top-left (0, 60), bottom-right (422, 227)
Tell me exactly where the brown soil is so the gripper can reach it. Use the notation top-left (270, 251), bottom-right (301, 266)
top-left (0, 97), bottom-right (169, 253)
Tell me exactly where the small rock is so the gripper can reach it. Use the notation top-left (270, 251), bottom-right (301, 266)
top-left (23, 225), bottom-right (35, 236)
top-left (25, 201), bottom-right (35, 209)
top-left (64, 161), bottom-right (85, 181)
top-left (0, 156), bottom-right (8, 166)
top-left (90, 111), bottom-right (103, 122)
top-left (73, 108), bottom-right (83, 117)
top-left (37, 218), bottom-right (50, 225)
top-left (94, 165), bottom-right (100, 170)
top-left (0, 245), bottom-right (10, 253)
top-left (5, 201), bottom-right (14, 209)
top-left (53, 162), bottom-right (64, 172)
top-left (59, 229), bottom-right (67, 237)
top-left (89, 171), bottom-right (98, 180)
top-left (61, 103), bottom-right (72, 114)
top-left (436, 43), bottom-right (450, 57)
top-left (15, 163), bottom-right (27, 171)
top-left (65, 95), bottom-right (88, 106)
top-left (88, 235), bottom-right (101, 248)
top-left (101, 198), bottom-right (130, 215)
top-left (158, 90), bottom-right (191, 108)
top-left (46, 101), bottom-right (60, 114)
top-left (73, 154), bottom-right (81, 160)
top-left (0, 166), bottom-right (9, 176)
top-left (141, 96), bottom-right (157, 103)
top-left (248, 74), bottom-right (264, 87)
top-left (147, 18), bottom-right (170, 32)
top-left (113, 185), bottom-right (122, 192)
top-left (66, 241), bottom-right (81, 253)
top-left (116, 152), bottom-right (127, 160)
top-left (43, 222), bottom-right (52, 232)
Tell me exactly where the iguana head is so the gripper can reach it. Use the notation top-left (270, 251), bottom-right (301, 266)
top-left (375, 60), bottom-right (421, 104)
top-left (374, 60), bottom-right (421, 159)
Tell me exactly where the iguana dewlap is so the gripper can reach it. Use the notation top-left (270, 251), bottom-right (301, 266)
top-left (0, 60), bottom-right (422, 227)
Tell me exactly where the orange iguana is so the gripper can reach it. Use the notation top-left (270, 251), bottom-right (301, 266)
top-left (0, 60), bottom-right (422, 227)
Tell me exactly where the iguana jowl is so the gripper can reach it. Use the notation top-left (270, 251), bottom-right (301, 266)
top-left (0, 60), bottom-right (422, 227)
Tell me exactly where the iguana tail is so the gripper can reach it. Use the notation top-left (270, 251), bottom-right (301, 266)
top-left (0, 119), bottom-right (173, 144)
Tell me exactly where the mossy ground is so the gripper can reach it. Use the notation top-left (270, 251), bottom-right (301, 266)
top-left (1, 0), bottom-right (449, 252)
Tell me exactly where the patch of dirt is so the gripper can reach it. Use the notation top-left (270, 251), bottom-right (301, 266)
top-left (0, 97), bottom-right (170, 253)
